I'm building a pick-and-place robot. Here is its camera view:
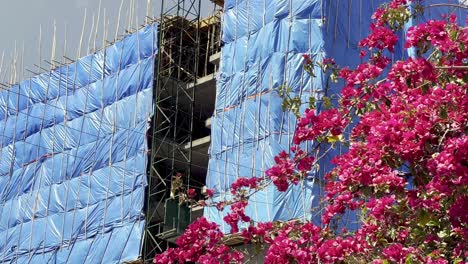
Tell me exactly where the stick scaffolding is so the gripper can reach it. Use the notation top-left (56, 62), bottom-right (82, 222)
top-left (143, 0), bottom-right (202, 261)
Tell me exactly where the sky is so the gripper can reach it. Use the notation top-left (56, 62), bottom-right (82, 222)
top-left (0, 0), bottom-right (217, 83)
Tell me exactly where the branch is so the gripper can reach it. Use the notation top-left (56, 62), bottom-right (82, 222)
top-left (435, 65), bottom-right (468, 69)
top-left (425, 4), bottom-right (468, 10)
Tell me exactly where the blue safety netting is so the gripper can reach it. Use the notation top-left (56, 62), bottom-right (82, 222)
top-left (204, 0), bottom-right (466, 232)
top-left (0, 23), bottom-right (157, 263)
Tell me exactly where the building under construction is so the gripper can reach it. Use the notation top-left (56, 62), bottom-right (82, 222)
top-left (0, 0), bottom-right (465, 263)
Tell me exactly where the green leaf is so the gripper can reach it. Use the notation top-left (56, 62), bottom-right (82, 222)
top-left (389, 228), bottom-right (397, 240)
top-left (330, 72), bottom-right (338, 83)
top-left (304, 65), bottom-right (316, 78)
top-left (327, 134), bottom-right (343, 143)
top-left (282, 101), bottom-right (288, 112)
top-left (426, 220), bottom-right (439, 227)
top-left (417, 210), bottom-right (431, 227)
top-left (437, 230), bottom-right (448, 239)
top-left (439, 106), bottom-right (448, 119)
top-left (462, 72), bottom-right (468, 84)
top-left (450, 29), bottom-right (458, 41)
top-left (323, 96), bottom-right (332, 109)
top-left (316, 135), bottom-right (324, 143)
top-left (309, 97), bottom-right (316, 109)
top-left (420, 82), bottom-right (430, 94)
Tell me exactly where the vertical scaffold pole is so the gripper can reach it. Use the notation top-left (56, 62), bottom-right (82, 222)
top-left (143, 0), bottom-right (202, 262)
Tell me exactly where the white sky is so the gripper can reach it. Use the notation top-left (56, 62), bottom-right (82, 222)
top-left (0, 0), bottom-right (217, 82)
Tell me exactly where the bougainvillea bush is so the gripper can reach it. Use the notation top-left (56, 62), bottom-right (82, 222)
top-left (155, 1), bottom-right (467, 263)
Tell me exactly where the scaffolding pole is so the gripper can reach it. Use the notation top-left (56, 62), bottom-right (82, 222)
top-left (143, 0), bottom-right (202, 262)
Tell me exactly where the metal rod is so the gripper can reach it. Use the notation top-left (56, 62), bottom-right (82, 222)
top-left (115, 0), bottom-right (125, 41)
top-left (87, 13), bottom-right (96, 54)
top-left (93, 0), bottom-right (102, 52)
top-left (51, 19), bottom-right (57, 69)
top-left (78, 8), bottom-right (88, 58)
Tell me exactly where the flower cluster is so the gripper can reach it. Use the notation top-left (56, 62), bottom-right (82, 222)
top-left (359, 24), bottom-right (399, 52)
top-left (154, 217), bottom-right (244, 263)
top-left (302, 54), bottom-right (312, 65)
top-left (291, 145), bottom-right (315, 174)
top-left (223, 201), bottom-right (251, 233)
top-left (265, 151), bottom-right (296, 191)
top-left (155, 1), bottom-right (467, 263)
top-left (406, 16), bottom-right (468, 59)
top-left (267, 1), bottom-right (467, 262)
top-left (231, 177), bottom-right (259, 195)
top-left (293, 108), bottom-right (349, 144)
top-left (187, 188), bottom-right (196, 198)
top-left (381, 243), bottom-right (417, 263)
top-left (205, 188), bottom-right (215, 197)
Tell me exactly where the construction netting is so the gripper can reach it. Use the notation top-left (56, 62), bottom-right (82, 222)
top-left (204, 0), bottom-right (465, 232)
top-left (0, 24), bottom-right (157, 263)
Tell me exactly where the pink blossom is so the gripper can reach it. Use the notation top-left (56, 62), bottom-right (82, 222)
top-left (223, 201), bottom-right (250, 233)
top-left (302, 54), bottom-right (312, 64)
top-left (382, 243), bottom-right (416, 263)
top-left (205, 188), bottom-right (214, 197)
top-left (155, 3), bottom-right (467, 263)
top-left (187, 188), bottom-right (196, 198)
top-left (231, 177), bottom-right (259, 194)
top-left (359, 24), bottom-right (398, 52)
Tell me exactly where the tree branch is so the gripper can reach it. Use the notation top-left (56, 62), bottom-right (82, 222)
top-left (435, 65), bottom-right (468, 69)
top-left (425, 4), bottom-right (468, 10)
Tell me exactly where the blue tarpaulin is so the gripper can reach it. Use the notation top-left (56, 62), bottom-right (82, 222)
top-left (204, 0), bottom-right (466, 232)
top-left (0, 23), bottom-right (157, 263)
